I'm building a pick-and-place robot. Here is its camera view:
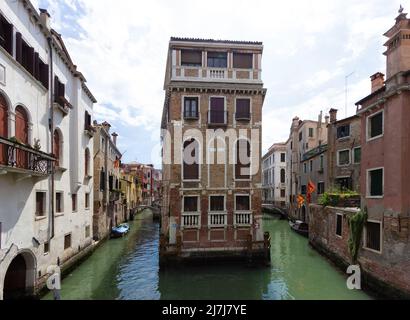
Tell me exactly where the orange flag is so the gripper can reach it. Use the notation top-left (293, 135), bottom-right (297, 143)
top-left (308, 180), bottom-right (316, 195)
top-left (297, 194), bottom-right (305, 208)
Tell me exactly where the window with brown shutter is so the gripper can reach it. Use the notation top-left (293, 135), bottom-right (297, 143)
top-left (39, 60), bottom-right (49, 89)
top-left (236, 195), bottom-right (250, 211)
top-left (0, 15), bottom-right (13, 55)
top-left (15, 32), bottom-right (22, 63)
top-left (183, 139), bottom-right (199, 180)
top-left (210, 196), bottom-right (224, 211)
top-left (209, 97), bottom-right (226, 125)
top-left (54, 76), bottom-right (66, 105)
top-left (21, 40), bottom-right (34, 75)
top-left (233, 52), bottom-right (253, 69)
top-left (53, 130), bottom-right (60, 166)
top-left (235, 99), bottom-right (250, 120)
top-left (181, 50), bottom-right (202, 67)
top-left (184, 196), bottom-right (198, 212)
top-left (235, 140), bottom-right (251, 180)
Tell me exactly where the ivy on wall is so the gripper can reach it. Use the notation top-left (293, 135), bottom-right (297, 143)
top-left (347, 207), bottom-right (368, 264)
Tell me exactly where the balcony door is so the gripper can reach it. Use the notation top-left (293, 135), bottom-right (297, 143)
top-left (209, 97), bottom-right (225, 124)
top-left (0, 94), bottom-right (8, 165)
top-left (15, 106), bottom-right (29, 168)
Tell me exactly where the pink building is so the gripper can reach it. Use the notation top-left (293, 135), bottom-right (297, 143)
top-left (355, 7), bottom-right (410, 297)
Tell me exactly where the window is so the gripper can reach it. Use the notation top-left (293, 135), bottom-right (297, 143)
top-left (235, 140), bottom-right (251, 180)
top-left (181, 50), bottom-right (202, 67)
top-left (365, 221), bottom-right (382, 252)
top-left (100, 168), bottom-right (106, 191)
top-left (310, 160), bottom-right (313, 172)
top-left (233, 52), bottom-right (253, 69)
top-left (0, 15), bottom-right (13, 55)
top-left (309, 128), bottom-right (314, 138)
top-left (85, 148), bottom-right (90, 177)
top-left (85, 111), bottom-right (92, 130)
top-left (301, 185), bottom-right (307, 195)
top-left (281, 153), bottom-right (286, 162)
top-left (280, 169), bottom-right (286, 184)
top-left (36, 192), bottom-right (46, 217)
top-left (336, 177), bottom-right (352, 191)
top-left (85, 226), bottom-right (91, 238)
top-left (184, 196), bottom-right (198, 212)
top-left (209, 97), bottom-right (226, 124)
top-left (338, 150), bottom-right (350, 166)
top-left (235, 99), bottom-right (251, 120)
top-left (236, 195), bottom-right (250, 211)
top-left (85, 193), bottom-right (90, 209)
top-left (353, 147), bottom-right (361, 164)
top-left (337, 125), bottom-right (350, 139)
top-left (368, 111), bottom-right (383, 140)
top-left (317, 182), bottom-right (325, 195)
top-left (183, 139), bottom-right (199, 180)
top-left (56, 192), bottom-right (63, 213)
top-left (64, 233), bottom-right (72, 250)
top-left (299, 132), bottom-right (302, 141)
top-left (44, 242), bottom-right (50, 254)
top-left (207, 52), bottom-right (227, 68)
top-left (210, 196), bottom-right (225, 211)
top-left (303, 163), bottom-right (307, 173)
top-left (320, 155), bottom-right (324, 171)
top-left (336, 214), bottom-right (343, 237)
top-left (20, 38), bottom-right (35, 75)
top-left (280, 189), bottom-right (286, 198)
top-left (72, 194), bottom-right (77, 212)
top-left (54, 76), bottom-right (66, 106)
top-left (53, 130), bottom-right (61, 167)
top-left (184, 97), bottom-right (199, 119)
top-left (368, 168), bottom-right (383, 197)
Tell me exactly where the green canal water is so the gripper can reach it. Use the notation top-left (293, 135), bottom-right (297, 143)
top-left (43, 210), bottom-right (371, 300)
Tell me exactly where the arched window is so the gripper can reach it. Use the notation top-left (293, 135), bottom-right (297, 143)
top-left (53, 129), bottom-right (61, 167)
top-left (0, 94), bottom-right (8, 165)
top-left (183, 139), bottom-right (199, 180)
top-left (85, 148), bottom-right (90, 177)
top-left (235, 139), bottom-right (250, 180)
top-left (281, 169), bottom-right (286, 184)
top-left (15, 106), bottom-right (28, 168)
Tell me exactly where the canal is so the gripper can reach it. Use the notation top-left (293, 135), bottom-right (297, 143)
top-left (44, 210), bottom-right (371, 300)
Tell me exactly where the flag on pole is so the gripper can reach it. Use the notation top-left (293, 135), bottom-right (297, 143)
top-left (308, 180), bottom-right (316, 194)
top-left (297, 194), bottom-right (305, 208)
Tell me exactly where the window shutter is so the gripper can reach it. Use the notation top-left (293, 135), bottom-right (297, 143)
top-left (40, 63), bottom-right (49, 89)
top-left (181, 50), bottom-right (202, 66)
top-left (15, 32), bottom-right (22, 63)
top-left (34, 52), bottom-right (40, 80)
top-left (233, 53), bottom-right (253, 69)
top-left (27, 46), bottom-right (34, 75)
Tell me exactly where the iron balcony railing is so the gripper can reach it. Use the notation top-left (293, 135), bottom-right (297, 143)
top-left (183, 110), bottom-right (199, 120)
top-left (235, 112), bottom-right (251, 121)
top-left (0, 136), bottom-right (55, 175)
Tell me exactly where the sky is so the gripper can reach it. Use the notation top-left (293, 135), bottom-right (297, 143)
top-left (32, 0), bottom-right (403, 168)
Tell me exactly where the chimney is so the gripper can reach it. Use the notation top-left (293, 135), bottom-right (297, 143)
top-left (112, 132), bottom-right (118, 146)
top-left (102, 121), bottom-right (111, 133)
top-left (39, 9), bottom-right (51, 31)
top-left (370, 72), bottom-right (385, 93)
top-left (291, 117), bottom-right (300, 130)
top-left (318, 111), bottom-right (323, 127)
top-left (329, 108), bottom-right (338, 124)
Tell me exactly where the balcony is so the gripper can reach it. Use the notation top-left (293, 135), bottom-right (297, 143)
top-left (54, 96), bottom-right (72, 116)
top-left (84, 124), bottom-right (96, 138)
top-left (234, 212), bottom-right (252, 227)
top-left (181, 213), bottom-right (200, 229)
top-left (208, 213), bottom-right (227, 228)
top-left (172, 66), bottom-right (262, 84)
top-left (0, 136), bottom-right (55, 176)
top-left (183, 110), bottom-right (199, 120)
top-left (235, 112), bottom-right (251, 121)
top-left (208, 110), bottom-right (227, 126)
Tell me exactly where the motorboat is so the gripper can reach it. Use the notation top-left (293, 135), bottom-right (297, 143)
top-left (289, 220), bottom-right (309, 237)
top-left (111, 223), bottom-right (130, 238)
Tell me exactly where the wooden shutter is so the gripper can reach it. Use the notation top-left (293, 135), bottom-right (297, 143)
top-left (236, 99), bottom-right (250, 117)
top-left (34, 52), bottom-right (40, 80)
top-left (0, 18), bottom-right (13, 55)
top-left (181, 50), bottom-right (202, 66)
top-left (233, 52), bottom-right (253, 69)
top-left (53, 130), bottom-right (60, 166)
top-left (183, 139), bottom-right (199, 180)
top-left (27, 46), bottom-right (34, 75)
top-left (15, 32), bottom-right (22, 63)
top-left (15, 106), bottom-right (28, 144)
top-left (210, 97), bottom-right (225, 123)
top-left (39, 62), bottom-right (49, 89)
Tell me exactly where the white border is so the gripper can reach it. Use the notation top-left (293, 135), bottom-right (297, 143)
top-left (363, 219), bottom-right (383, 254)
top-left (366, 110), bottom-right (384, 142)
top-left (366, 167), bottom-right (384, 199)
top-left (337, 148), bottom-right (351, 167)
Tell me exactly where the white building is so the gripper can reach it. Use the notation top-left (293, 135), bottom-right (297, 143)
top-left (262, 143), bottom-right (287, 207)
top-left (0, 0), bottom-right (96, 300)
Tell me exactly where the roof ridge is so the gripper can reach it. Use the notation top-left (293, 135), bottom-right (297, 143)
top-left (170, 37), bottom-right (262, 45)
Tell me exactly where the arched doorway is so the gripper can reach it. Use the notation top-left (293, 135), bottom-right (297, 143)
top-left (3, 252), bottom-right (36, 300)
top-left (0, 94), bottom-right (8, 165)
top-left (15, 106), bottom-right (29, 169)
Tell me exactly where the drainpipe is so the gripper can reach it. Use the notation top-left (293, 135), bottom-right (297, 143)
top-left (48, 37), bottom-right (55, 239)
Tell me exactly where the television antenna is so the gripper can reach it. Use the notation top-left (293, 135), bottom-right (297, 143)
top-left (345, 72), bottom-right (355, 118)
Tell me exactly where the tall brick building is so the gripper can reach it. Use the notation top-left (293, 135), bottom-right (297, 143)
top-left (160, 37), bottom-right (269, 263)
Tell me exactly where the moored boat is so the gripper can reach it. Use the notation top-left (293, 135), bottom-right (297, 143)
top-left (111, 223), bottom-right (130, 238)
top-left (289, 220), bottom-right (309, 237)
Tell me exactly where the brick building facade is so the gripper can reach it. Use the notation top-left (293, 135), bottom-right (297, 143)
top-left (160, 37), bottom-right (270, 263)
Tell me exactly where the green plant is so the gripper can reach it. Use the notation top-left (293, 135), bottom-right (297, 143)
top-left (9, 136), bottom-right (23, 144)
top-left (347, 207), bottom-right (368, 264)
top-left (33, 139), bottom-right (41, 151)
top-left (318, 189), bottom-right (359, 207)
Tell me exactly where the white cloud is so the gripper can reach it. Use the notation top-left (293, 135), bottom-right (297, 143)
top-left (37, 0), bottom-right (403, 161)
